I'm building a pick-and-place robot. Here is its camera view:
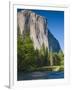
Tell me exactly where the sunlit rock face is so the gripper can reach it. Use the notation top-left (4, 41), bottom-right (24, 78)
top-left (17, 10), bottom-right (61, 52)
top-left (17, 10), bottom-right (49, 50)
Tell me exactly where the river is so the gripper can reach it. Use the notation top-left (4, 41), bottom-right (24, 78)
top-left (17, 71), bottom-right (64, 80)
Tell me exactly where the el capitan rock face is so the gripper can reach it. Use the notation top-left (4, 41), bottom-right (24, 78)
top-left (48, 30), bottom-right (61, 52)
top-left (17, 10), bottom-right (61, 52)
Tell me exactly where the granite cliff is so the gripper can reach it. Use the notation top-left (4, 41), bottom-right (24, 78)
top-left (17, 10), bottom-right (61, 52)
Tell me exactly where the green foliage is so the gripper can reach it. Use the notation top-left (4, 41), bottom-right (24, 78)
top-left (17, 27), bottom-right (64, 72)
top-left (39, 44), bottom-right (48, 66)
top-left (48, 51), bottom-right (64, 66)
top-left (58, 50), bottom-right (64, 65)
top-left (53, 53), bottom-right (61, 65)
top-left (17, 33), bottom-right (36, 72)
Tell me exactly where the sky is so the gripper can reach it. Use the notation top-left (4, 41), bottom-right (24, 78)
top-left (17, 9), bottom-right (64, 51)
top-left (32, 9), bottom-right (64, 51)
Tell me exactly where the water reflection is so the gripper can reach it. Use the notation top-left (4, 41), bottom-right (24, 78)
top-left (17, 71), bottom-right (64, 81)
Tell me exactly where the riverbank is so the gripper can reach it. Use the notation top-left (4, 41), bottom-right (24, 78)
top-left (34, 65), bottom-right (64, 72)
top-left (18, 65), bottom-right (64, 73)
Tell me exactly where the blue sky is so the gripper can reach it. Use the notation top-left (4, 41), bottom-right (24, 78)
top-left (17, 9), bottom-right (64, 51)
top-left (32, 9), bottom-right (64, 51)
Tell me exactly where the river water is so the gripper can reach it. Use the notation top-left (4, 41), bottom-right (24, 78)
top-left (17, 71), bottom-right (64, 81)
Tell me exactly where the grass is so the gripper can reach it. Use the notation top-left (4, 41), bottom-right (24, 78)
top-left (32, 65), bottom-right (64, 72)
top-left (18, 65), bottom-right (64, 73)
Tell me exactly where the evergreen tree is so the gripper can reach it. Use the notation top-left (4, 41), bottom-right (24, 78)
top-left (17, 32), bottom-right (36, 72)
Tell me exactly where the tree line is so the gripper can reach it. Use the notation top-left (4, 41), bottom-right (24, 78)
top-left (17, 27), bottom-right (64, 72)
top-left (17, 27), bottom-right (64, 71)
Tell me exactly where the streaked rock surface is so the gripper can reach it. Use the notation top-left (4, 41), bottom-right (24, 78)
top-left (17, 10), bottom-right (61, 52)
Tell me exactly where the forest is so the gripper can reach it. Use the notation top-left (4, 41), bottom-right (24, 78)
top-left (17, 27), bottom-right (64, 72)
